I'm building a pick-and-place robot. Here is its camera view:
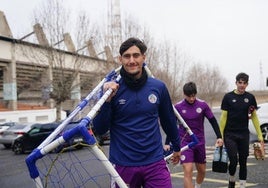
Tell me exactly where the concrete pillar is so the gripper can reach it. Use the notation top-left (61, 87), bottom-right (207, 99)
top-left (86, 39), bottom-right (98, 58)
top-left (46, 66), bottom-right (54, 109)
top-left (0, 11), bottom-right (13, 38)
top-left (3, 44), bottom-right (17, 110)
top-left (104, 46), bottom-right (114, 63)
top-left (63, 33), bottom-right (76, 53)
top-left (33, 23), bottom-right (49, 46)
top-left (71, 72), bottom-right (81, 107)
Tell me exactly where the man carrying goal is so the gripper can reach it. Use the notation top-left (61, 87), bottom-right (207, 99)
top-left (93, 37), bottom-right (181, 188)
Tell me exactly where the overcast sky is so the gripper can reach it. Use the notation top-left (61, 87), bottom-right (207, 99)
top-left (1, 0), bottom-right (268, 91)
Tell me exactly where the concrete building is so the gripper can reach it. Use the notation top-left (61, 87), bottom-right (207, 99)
top-left (0, 10), bottom-right (116, 123)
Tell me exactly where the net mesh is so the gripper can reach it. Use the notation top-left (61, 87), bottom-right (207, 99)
top-left (37, 143), bottom-right (112, 188)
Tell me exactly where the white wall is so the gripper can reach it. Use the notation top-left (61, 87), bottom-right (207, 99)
top-left (0, 108), bottom-right (66, 123)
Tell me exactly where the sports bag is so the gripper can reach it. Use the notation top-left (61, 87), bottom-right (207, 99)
top-left (212, 146), bottom-right (228, 173)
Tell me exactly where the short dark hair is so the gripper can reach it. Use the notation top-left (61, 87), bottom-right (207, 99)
top-left (183, 82), bottom-right (197, 96)
top-left (119, 38), bottom-right (147, 55)
top-left (236, 72), bottom-right (249, 83)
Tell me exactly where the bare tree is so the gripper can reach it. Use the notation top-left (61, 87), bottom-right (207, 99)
top-left (154, 40), bottom-right (194, 102)
top-left (121, 14), bottom-right (159, 67)
top-left (18, 0), bottom-right (104, 121)
top-left (120, 14), bottom-right (197, 102)
top-left (184, 62), bottom-right (228, 106)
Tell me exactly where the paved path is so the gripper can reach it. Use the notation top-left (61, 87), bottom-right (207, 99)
top-left (170, 143), bottom-right (268, 188)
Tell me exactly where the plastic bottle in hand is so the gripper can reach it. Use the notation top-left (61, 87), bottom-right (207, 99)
top-left (213, 147), bottom-right (220, 161)
top-left (221, 147), bottom-right (228, 163)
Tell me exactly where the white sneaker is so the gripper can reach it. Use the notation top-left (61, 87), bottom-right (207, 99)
top-left (239, 180), bottom-right (246, 188)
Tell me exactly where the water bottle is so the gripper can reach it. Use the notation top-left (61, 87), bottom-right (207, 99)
top-left (213, 147), bottom-right (220, 161)
top-left (221, 147), bottom-right (228, 163)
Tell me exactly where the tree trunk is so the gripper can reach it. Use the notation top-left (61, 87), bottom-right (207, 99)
top-left (56, 102), bottom-right (62, 122)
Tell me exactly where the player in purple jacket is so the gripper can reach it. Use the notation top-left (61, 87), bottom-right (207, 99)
top-left (93, 38), bottom-right (181, 188)
top-left (165, 82), bottom-right (223, 188)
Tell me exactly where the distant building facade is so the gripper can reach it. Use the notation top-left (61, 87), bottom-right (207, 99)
top-left (0, 10), bottom-right (116, 122)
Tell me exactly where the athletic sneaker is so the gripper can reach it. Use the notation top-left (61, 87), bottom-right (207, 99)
top-left (228, 181), bottom-right (235, 188)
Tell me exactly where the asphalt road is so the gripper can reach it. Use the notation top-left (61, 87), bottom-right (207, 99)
top-left (0, 109), bottom-right (267, 188)
top-left (169, 143), bottom-right (268, 188)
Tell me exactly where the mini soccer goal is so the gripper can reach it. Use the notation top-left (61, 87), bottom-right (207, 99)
top-left (25, 64), bottom-right (198, 188)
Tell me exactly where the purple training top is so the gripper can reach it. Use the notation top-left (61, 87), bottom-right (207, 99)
top-left (175, 98), bottom-right (214, 146)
